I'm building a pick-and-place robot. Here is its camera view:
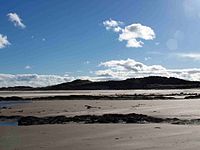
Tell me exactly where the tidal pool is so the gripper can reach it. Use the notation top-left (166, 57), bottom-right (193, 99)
top-left (0, 100), bottom-right (31, 126)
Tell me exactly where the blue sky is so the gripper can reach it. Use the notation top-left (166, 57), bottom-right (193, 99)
top-left (1, 0), bottom-right (200, 87)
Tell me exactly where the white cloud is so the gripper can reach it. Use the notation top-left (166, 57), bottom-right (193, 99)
top-left (103, 19), bottom-right (123, 32)
top-left (176, 53), bottom-right (200, 61)
top-left (7, 13), bottom-right (26, 28)
top-left (144, 57), bottom-right (151, 61)
top-left (3, 59), bottom-right (200, 87)
top-left (0, 34), bottom-right (10, 49)
top-left (25, 65), bottom-right (31, 69)
top-left (103, 19), bottom-right (155, 48)
top-left (155, 42), bottom-right (160, 46)
top-left (119, 23), bottom-right (155, 48)
top-left (0, 73), bottom-right (115, 87)
top-left (84, 61), bottom-right (90, 64)
top-left (96, 58), bottom-right (200, 81)
top-left (97, 58), bottom-right (169, 79)
top-left (168, 68), bottom-right (200, 81)
top-left (126, 39), bottom-right (144, 48)
top-left (0, 74), bottom-right (74, 87)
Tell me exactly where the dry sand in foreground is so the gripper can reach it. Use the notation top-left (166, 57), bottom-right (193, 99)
top-left (1, 124), bottom-right (200, 150)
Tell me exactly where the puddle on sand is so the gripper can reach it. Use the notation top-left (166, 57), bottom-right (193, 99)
top-left (0, 100), bottom-right (30, 108)
top-left (0, 121), bottom-right (18, 126)
top-left (0, 100), bottom-right (31, 126)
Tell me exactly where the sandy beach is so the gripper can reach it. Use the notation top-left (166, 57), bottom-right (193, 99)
top-left (1, 90), bottom-right (200, 149)
top-left (1, 89), bottom-right (200, 98)
top-left (2, 99), bottom-right (200, 119)
top-left (2, 124), bottom-right (200, 150)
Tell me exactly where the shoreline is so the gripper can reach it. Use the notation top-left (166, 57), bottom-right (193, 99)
top-left (0, 94), bottom-right (177, 101)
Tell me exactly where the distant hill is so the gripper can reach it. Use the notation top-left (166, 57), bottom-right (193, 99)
top-left (0, 86), bottom-right (33, 91)
top-left (1, 76), bottom-right (200, 91)
top-left (41, 76), bottom-right (200, 90)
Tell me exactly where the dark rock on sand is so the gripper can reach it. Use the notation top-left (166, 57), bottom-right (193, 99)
top-left (3, 112), bottom-right (200, 126)
top-left (17, 113), bottom-right (180, 126)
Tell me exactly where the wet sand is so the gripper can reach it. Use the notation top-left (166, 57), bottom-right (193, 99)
top-left (2, 99), bottom-right (200, 119)
top-left (1, 124), bottom-right (200, 150)
top-left (0, 89), bottom-right (200, 98)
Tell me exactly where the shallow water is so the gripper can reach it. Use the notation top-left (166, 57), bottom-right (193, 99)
top-left (0, 100), bottom-right (30, 108)
top-left (0, 89), bottom-right (200, 98)
top-left (0, 121), bottom-right (18, 126)
top-left (0, 100), bottom-right (31, 126)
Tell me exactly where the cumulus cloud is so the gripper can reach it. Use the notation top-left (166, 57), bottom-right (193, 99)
top-left (97, 58), bottom-right (169, 80)
top-left (119, 23), bottom-right (155, 48)
top-left (176, 53), bottom-right (200, 61)
top-left (168, 68), bottom-right (200, 81)
top-left (103, 19), bottom-right (123, 32)
top-left (103, 19), bottom-right (155, 48)
top-left (96, 58), bottom-right (200, 81)
top-left (7, 13), bottom-right (26, 28)
top-left (0, 74), bottom-right (74, 87)
top-left (0, 73), bottom-right (113, 87)
top-left (3, 59), bottom-right (200, 87)
top-left (0, 34), bottom-right (10, 49)
top-left (25, 65), bottom-right (31, 69)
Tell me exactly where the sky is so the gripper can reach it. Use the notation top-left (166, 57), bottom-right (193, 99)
top-left (1, 0), bottom-right (200, 87)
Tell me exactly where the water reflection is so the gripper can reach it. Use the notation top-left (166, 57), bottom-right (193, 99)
top-left (0, 100), bottom-right (30, 108)
top-left (0, 121), bottom-right (18, 126)
top-left (0, 100), bottom-right (30, 126)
